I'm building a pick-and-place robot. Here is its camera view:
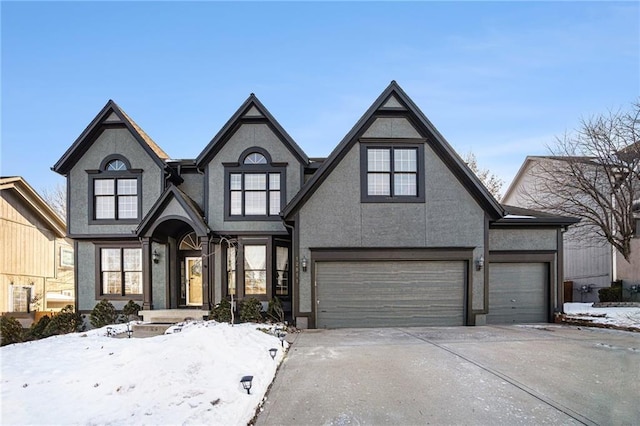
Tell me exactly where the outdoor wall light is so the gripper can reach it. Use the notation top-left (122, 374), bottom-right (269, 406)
top-left (240, 376), bottom-right (253, 394)
top-left (301, 256), bottom-right (308, 272)
top-left (152, 250), bottom-right (160, 264)
top-left (475, 255), bottom-right (484, 271)
top-left (269, 348), bottom-right (278, 360)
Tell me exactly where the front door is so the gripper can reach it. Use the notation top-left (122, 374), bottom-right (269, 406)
top-left (185, 257), bottom-right (203, 306)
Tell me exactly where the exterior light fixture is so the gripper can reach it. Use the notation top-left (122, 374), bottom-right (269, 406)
top-left (106, 327), bottom-right (114, 337)
top-left (278, 332), bottom-right (287, 347)
top-left (475, 255), bottom-right (484, 271)
top-left (152, 250), bottom-right (160, 264)
top-left (240, 376), bottom-right (253, 394)
top-left (269, 348), bottom-right (278, 360)
top-left (126, 323), bottom-right (133, 338)
top-left (301, 256), bottom-right (308, 272)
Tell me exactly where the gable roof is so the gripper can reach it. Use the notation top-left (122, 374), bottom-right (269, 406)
top-left (0, 176), bottom-right (66, 238)
top-left (283, 81), bottom-right (505, 220)
top-left (135, 185), bottom-right (209, 238)
top-left (52, 100), bottom-right (170, 175)
top-left (196, 94), bottom-right (309, 166)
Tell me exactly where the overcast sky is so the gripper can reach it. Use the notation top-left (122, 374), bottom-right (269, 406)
top-left (2, 1), bottom-right (638, 197)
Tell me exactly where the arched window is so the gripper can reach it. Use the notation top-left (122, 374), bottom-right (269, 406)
top-left (225, 147), bottom-right (285, 220)
top-left (91, 155), bottom-right (140, 221)
top-left (179, 232), bottom-right (202, 251)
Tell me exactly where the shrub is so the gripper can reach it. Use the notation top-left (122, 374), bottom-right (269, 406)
top-left (210, 298), bottom-right (233, 323)
top-left (599, 281), bottom-right (623, 303)
top-left (28, 315), bottom-right (52, 340)
top-left (43, 305), bottom-right (84, 336)
top-left (1, 316), bottom-right (24, 346)
top-left (266, 297), bottom-right (284, 323)
top-left (90, 299), bottom-right (118, 328)
top-left (239, 297), bottom-right (263, 323)
top-left (121, 300), bottom-right (142, 321)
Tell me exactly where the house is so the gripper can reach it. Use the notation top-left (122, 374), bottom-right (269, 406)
top-left (53, 82), bottom-right (577, 328)
top-left (503, 156), bottom-right (640, 303)
top-left (0, 177), bottom-right (75, 326)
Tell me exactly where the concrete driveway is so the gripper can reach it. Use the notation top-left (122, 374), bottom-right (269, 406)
top-left (256, 325), bottom-right (639, 425)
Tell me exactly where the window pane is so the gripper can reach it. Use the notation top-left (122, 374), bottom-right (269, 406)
top-left (12, 287), bottom-right (29, 312)
top-left (95, 196), bottom-right (115, 219)
top-left (94, 179), bottom-right (114, 195)
top-left (117, 179), bottom-right (137, 195)
top-left (124, 272), bottom-right (142, 294)
top-left (123, 249), bottom-right (142, 271)
top-left (101, 249), bottom-right (121, 271)
top-left (244, 174), bottom-right (266, 190)
top-left (245, 192), bottom-right (266, 215)
top-left (367, 173), bottom-right (390, 196)
top-left (269, 191), bottom-right (281, 216)
top-left (244, 153), bottom-right (267, 164)
top-left (394, 149), bottom-right (417, 172)
top-left (275, 246), bottom-right (289, 296)
top-left (244, 245), bottom-right (266, 270)
top-left (269, 173), bottom-right (280, 190)
top-left (118, 196), bottom-right (138, 219)
top-left (230, 191), bottom-right (242, 215)
top-left (103, 272), bottom-right (121, 294)
top-left (106, 159), bottom-right (126, 171)
top-left (367, 149), bottom-right (390, 172)
top-left (394, 173), bottom-right (417, 196)
top-left (244, 270), bottom-right (266, 295)
top-left (230, 174), bottom-right (242, 190)
top-left (227, 246), bottom-right (236, 295)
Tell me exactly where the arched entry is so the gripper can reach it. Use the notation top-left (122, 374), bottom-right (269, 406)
top-left (179, 232), bottom-right (202, 306)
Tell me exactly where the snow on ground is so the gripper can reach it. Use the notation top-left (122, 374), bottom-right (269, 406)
top-left (1, 321), bottom-right (287, 425)
top-left (564, 303), bottom-right (640, 329)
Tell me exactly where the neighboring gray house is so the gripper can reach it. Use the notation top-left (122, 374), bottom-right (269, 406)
top-left (503, 156), bottom-right (639, 303)
top-left (53, 82), bottom-right (577, 328)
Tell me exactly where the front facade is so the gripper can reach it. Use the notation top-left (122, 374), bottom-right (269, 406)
top-left (0, 177), bottom-right (75, 326)
top-left (54, 82), bottom-right (576, 328)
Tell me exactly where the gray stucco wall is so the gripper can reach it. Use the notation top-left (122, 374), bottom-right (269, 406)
top-left (205, 123), bottom-right (303, 233)
top-left (151, 241), bottom-right (167, 309)
top-left (178, 172), bottom-right (204, 211)
top-left (297, 118), bottom-right (486, 315)
top-left (489, 229), bottom-right (558, 251)
top-left (68, 128), bottom-right (163, 235)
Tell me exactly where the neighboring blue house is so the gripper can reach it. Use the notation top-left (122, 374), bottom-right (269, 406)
top-left (53, 82), bottom-right (577, 328)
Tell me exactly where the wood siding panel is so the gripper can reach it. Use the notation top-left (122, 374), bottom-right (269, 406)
top-left (316, 260), bottom-right (465, 328)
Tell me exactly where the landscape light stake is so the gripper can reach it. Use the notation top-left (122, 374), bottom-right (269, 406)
top-left (126, 323), bottom-right (133, 338)
top-left (278, 332), bottom-right (286, 347)
top-left (269, 348), bottom-right (278, 360)
top-left (240, 376), bottom-right (253, 394)
top-left (106, 327), bottom-right (113, 337)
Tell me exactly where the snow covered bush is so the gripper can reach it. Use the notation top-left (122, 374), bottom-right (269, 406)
top-left (121, 300), bottom-right (141, 321)
top-left (27, 314), bottom-right (51, 339)
top-left (210, 298), bottom-right (233, 323)
top-left (43, 305), bottom-right (84, 335)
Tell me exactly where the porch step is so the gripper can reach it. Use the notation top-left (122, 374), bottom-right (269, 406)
top-left (139, 309), bottom-right (209, 323)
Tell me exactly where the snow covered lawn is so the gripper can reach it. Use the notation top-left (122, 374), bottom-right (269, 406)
top-left (1, 321), bottom-right (287, 425)
top-left (563, 302), bottom-right (640, 331)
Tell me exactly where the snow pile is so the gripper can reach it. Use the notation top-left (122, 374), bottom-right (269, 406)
top-left (563, 303), bottom-right (640, 330)
top-left (1, 322), bottom-right (287, 425)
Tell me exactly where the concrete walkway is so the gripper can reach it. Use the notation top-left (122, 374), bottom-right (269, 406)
top-left (256, 325), bottom-right (640, 425)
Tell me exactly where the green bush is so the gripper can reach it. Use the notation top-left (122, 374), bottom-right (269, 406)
top-left (28, 315), bottom-right (52, 340)
top-left (266, 297), bottom-right (284, 323)
top-left (1, 316), bottom-right (24, 346)
top-left (599, 281), bottom-right (623, 303)
top-left (90, 299), bottom-right (118, 328)
top-left (239, 297), bottom-right (263, 323)
top-left (43, 305), bottom-right (84, 336)
top-left (121, 300), bottom-right (142, 321)
top-left (210, 298), bottom-right (233, 323)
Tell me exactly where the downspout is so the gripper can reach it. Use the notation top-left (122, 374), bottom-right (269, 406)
top-left (282, 219), bottom-right (296, 325)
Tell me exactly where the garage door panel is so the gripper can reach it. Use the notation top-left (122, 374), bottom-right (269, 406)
top-left (316, 260), bottom-right (465, 328)
top-left (488, 263), bottom-right (548, 324)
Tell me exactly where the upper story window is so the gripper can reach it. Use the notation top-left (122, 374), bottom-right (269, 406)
top-left (225, 148), bottom-right (286, 220)
top-left (89, 155), bottom-right (142, 222)
top-left (361, 143), bottom-right (425, 203)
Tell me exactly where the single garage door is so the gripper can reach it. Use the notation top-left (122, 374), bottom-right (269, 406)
top-left (488, 263), bottom-right (548, 324)
top-left (316, 260), bottom-right (466, 328)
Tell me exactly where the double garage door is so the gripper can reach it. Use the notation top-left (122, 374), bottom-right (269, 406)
top-left (316, 260), bottom-right (466, 328)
